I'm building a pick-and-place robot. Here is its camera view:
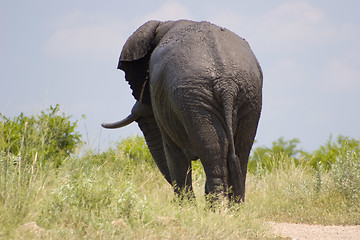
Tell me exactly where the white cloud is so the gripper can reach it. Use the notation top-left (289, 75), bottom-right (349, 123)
top-left (321, 59), bottom-right (360, 93)
top-left (44, 11), bottom-right (128, 60)
top-left (257, 1), bottom-right (336, 49)
top-left (267, 58), bottom-right (306, 85)
top-left (45, 2), bottom-right (192, 60)
top-left (210, 1), bottom-right (336, 50)
top-left (261, 1), bottom-right (360, 51)
top-left (210, 1), bottom-right (360, 93)
top-left (139, 1), bottom-right (192, 22)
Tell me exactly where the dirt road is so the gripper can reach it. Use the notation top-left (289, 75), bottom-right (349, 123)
top-left (269, 222), bottom-right (360, 240)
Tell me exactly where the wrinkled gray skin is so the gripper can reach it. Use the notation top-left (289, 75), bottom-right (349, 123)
top-left (102, 20), bottom-right (262, 202)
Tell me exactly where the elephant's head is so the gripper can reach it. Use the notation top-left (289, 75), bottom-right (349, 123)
top-left (101, 20), bottom-right (177, 184)
top-left (116, 20), bottom-right (177, 106)
top-left (101, 20), bottom-right (179, 128)
top-left (102, 20), bottom-right (178, 127)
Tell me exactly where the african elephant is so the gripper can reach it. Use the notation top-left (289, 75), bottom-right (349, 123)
top-left (102, 20), bottom-right (262, 202)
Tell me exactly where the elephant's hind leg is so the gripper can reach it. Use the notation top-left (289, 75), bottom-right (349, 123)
top-left (200, 133), bottom-right (229, 202)
top-left (233, 109), bottom-right (262, 202)
top-left (184, 114), bottom-right (230, 201)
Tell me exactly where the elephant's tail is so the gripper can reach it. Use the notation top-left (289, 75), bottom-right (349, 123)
top-left (220, 90), bottom-right (243, 200)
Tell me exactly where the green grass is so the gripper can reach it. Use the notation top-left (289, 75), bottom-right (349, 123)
top-left (1, 139), bottom-right (359, 239)
top-left (247, 154), bottom-right (359, 225)
top-left (1, 108), bottom-right (359, 239)
top-left (0, 148), bottom-right (271, 239)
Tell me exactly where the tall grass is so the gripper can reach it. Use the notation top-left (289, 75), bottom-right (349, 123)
top-left (1, 109), bottom-right (359, 239)
top-left (247, 153), bottom-right (360, 225)
top-left (0, 147), bottom-right (270, 239)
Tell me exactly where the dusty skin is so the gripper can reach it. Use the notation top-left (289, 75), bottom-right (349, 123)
top-left (269, 222), bottom-right (360, 240)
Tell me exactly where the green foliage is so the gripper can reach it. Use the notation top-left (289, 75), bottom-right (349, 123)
top-left (0, 147), bottom-right (271, 239)
top-left (309, 135), bottom-right (360, 170)
top-left (116, 135), bottom-right (153, 166)
top-left (253, 137), bottom-right (302, 160)
top-left (249, 136), bottom-right (360, 173)
top-left (0, 105), bottom-right (82, 237)
top-left (1, 107), bottom-right (359, 238)
top-left (1, 133), bottom-right (359, 239)
top-left (329, 149), bottom-right (360, 204)
top-left (309, 136), bottom-right (360, 200)
top-left (0, 105), bottom-right (81, 167)
top-left (38, 154), bottom-right (152, 231)
top-left (248, 155), bottom-right (360, 225)
top-left (249, 137), bottom-right (303, 173)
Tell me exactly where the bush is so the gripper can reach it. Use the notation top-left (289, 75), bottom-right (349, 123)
top-left (0, 105), bottom-right (81, 167)
top-left (116, 135), bottom-right (154, 166)
top-left (329, 147), bottom-right (360, 204)
top-left (249, 136), bottom-right (360, 173)
top-left (1, 130), bottom-right (360, 238)
top-left (249, 137), bottom-right (303, 173)
top-left (309, 135), bottom-right (360, 170)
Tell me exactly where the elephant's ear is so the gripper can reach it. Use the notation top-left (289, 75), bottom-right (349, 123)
top-left (119, 20), bottom-right (161, 62)
top-left (118, 21), bottom-right (161, 105)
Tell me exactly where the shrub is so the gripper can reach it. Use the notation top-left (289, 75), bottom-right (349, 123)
top-left (309, 135), bottom-right (360, 170)
top-left (329, 147), bottom-right (360, 204)
top-left (249, 137), bottom-right (303, 173)
top-left (0, 105), bottom-right (81, 167)
top-left (116, 135), bottom-right (154, 166)
top-left (1, 131), bottom-right (360, 238)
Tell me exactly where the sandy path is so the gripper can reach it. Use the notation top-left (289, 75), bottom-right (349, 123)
top-left (269, 222), bottom-right (360, 240)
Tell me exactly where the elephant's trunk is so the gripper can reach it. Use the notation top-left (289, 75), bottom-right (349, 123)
top-left (101, 114), bottom-right (138, 129)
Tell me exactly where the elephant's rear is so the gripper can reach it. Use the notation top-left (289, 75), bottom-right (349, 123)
top-left (152, 20), bottom-right (263, 135)
top-left (151, 21), bottom-right (262, 201)
top-left (152, 21), bottom-right (262, 117)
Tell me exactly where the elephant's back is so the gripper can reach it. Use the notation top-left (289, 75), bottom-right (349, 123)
top-left (154, 20), bottom-right (262, 86)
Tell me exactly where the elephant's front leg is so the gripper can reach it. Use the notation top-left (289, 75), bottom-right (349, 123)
top-left (162, 135), bottom-right (194, 200)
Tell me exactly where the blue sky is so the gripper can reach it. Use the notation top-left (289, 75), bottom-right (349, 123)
top-left (1, 0), bottom-right (359, 151)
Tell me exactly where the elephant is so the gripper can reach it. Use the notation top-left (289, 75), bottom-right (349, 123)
top-left (102, 20), bottom-right (262, 202)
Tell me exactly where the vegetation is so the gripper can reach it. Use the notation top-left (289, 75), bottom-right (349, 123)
top-left (0, 104), bottom-right (81, 168)
top-left (0, 107), bottom-right (359, 239)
